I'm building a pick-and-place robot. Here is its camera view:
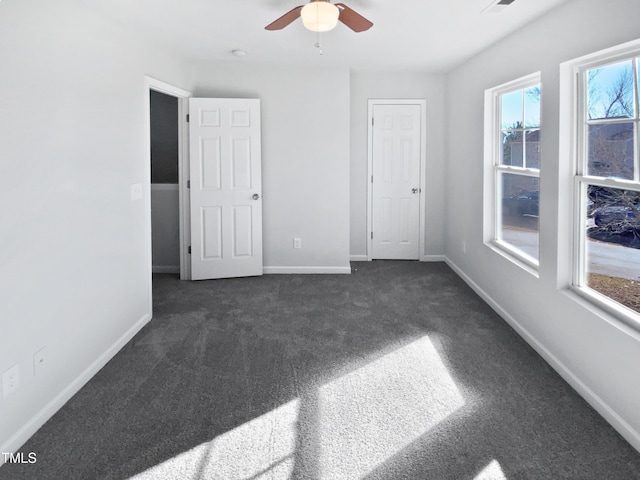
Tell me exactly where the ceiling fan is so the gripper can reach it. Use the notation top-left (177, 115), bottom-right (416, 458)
top-left (265, 0), bottom-right (373, 33)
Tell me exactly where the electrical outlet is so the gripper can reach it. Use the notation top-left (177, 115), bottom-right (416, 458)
top-left (34, 347), bottom-right (46, 376)
top-left (3, 364), bottom-right (20, 398)
top-left (130, 183), bottom-right (142, 201)
top-left (461, 240), bottom-right (466, 254)
top-left (293, 237), bottom-right (302, 249)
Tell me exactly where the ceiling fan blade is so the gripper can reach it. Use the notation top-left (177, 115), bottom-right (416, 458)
top-left (265, 6), bottom-right (304, 30)
top-left (335, 3), bottom-right (373, 32)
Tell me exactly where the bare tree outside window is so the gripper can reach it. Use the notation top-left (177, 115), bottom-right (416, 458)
top-left (579, 58), bottom-right (640, 315)
top-left (588, 64), bottom-right (634, 120)
top-left (497, 84), bottom-right (541, 264)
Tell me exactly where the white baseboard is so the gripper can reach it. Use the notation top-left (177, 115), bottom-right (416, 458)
top-left (349, 255), bottom-right (445, 262)
top-left (263, 266), bottom-right (352, 274)
top-left (421, 255), bottom-right (446, 262)
top-left (152, 265), bottom-right (180, 274)
top-left (0, 312), bottom-right (152, 465)
top-left (444, 256), bottom-right (640, 453)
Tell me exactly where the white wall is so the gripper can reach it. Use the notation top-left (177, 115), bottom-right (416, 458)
top-left (192, 64), bottom-right (352, 273)
top-left (0, 0), bottom-right (194, 456)
top-left (445, 0), bottom-right (640, 450)
top-left (349, 71), bottom-right (446, 259)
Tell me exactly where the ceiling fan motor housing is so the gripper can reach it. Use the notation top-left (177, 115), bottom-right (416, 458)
top-left (301, 0), bottom-right (340, 32)
top-left (265, 1), bottom-right (373, 33)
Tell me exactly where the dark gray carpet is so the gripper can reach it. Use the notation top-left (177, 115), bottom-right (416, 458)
top-left (2, 261), bottom-right (640, 479)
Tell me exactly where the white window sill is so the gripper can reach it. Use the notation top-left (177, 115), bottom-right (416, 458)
top-left (566, 284), bottom-right (640, 335)
top-left (486, 239), bottom-right (540, 278)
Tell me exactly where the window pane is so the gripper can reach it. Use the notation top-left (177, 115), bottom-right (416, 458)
top-left (637, 57), bottom-right (640, 113)
top-left (500, 173), bottom-right (539, 261)
top-left (587, 122), bottom-right (634, 179)
top-left (587, 60), bottom-right (634, 119)
top-left (502, 131), bottom-right (523, 167)
top-left (585, 185), bottom-right (640, 314)
top-left (524, 86), bottom-right (541, 127)
top-left (501, 90), bottom-right (523, 129)
top-left (525, 129), bottom-right (540, 169)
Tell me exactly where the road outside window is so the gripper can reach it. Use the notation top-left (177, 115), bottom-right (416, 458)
top-left (486, 75), bottom-right (541, 270)
top-left (576, 55), bottom-right (640, 317)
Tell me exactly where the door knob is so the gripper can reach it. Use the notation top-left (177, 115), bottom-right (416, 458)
top-left (411, 188), bottom-right (419, 194)
top-left (252, 193), bottom-right (260, 200)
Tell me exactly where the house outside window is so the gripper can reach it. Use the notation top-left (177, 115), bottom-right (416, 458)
top-left (485, 73), bottom-right (541, 272)
top-left (572, 46), bottom-right (640, 323)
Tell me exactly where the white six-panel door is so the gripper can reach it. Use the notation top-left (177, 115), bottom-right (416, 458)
top-left (371, 103), bottom-right (422, 259)
top-left (189, 98), bottom-right (262, 280)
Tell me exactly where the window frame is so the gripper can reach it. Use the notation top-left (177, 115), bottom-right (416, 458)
top-left (567, 40), bottom-right (640, 329)
top-left (484, 72), bottom-right (542, 274)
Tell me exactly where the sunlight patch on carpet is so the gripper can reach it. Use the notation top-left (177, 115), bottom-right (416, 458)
top-left (129, 336), bottom-right (463, 479)
top-left (474, 459), bottom-right (508, 479)
top-left (317, 335), bottom-right (465, 478)
top-left (129, 399), bottom-right (298, 480)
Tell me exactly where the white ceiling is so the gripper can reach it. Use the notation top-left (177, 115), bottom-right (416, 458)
top-left (82, 0), bottom-right (571, 72)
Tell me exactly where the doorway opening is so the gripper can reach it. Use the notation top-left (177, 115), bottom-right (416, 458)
top-left (145, 77), bottom-right (192, 287)
top-left (150, 90), bottom-right (180, 274)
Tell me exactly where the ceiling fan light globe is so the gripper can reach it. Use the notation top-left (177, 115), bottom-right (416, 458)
top-left (301, 2), bottom-right (339, 32)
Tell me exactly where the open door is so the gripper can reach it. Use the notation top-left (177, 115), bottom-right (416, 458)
top-left (188, 98), bottom-right (262, 280)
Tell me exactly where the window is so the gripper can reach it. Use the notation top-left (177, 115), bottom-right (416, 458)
top-left (573, 46), bottom-right (640, 321)
top-left (485, 74), bottom-right (541, 270)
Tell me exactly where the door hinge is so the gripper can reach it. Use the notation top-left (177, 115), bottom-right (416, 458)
top-left (372, 117), bottom-right (374, 126)
top-left (371, 232), bottom-right (373, 239)
top-left (188, 246), bottom-right (192, 254)
top-left (186, 114), bottom-right (190, 123)
top-left (187, 180), bottom-right (190, 188)
top-left (371, 175), bottom-right (373, 183)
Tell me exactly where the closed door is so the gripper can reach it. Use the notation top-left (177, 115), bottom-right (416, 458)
top-left (371, 104), bottom-right (422, 259)
top-left (189, 98), bottom-right (262, 280)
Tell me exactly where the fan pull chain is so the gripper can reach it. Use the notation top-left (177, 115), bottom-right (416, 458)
top-left (315, 31), bottom-right (324, 55)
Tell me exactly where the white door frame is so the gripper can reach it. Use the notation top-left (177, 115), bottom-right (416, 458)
top-left (367, 99), bottom-right (427, 261)
top-left (144, 76), bottom-right (193, 282)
